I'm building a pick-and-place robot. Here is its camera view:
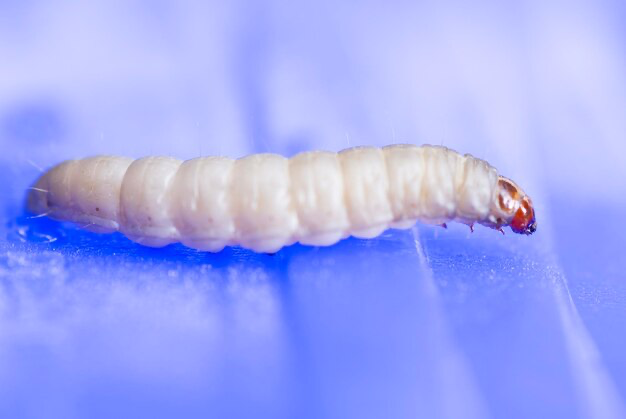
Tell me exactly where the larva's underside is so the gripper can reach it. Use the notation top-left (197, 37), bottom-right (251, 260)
top-left (27, 145), bottom-right (536, 253)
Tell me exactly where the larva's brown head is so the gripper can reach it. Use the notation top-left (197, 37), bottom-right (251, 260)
top-left (485, 177), bottom-right (537, 235)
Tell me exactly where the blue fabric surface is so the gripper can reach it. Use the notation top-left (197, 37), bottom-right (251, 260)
top-left (1, 1), bottom-right (625, 418)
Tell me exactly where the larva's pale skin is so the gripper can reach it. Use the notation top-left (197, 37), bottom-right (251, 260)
top-left (26, 145), bottom-right (537, 253)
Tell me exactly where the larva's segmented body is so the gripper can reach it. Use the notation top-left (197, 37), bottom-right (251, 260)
top-left (27, 145), bottom-right (536, 253)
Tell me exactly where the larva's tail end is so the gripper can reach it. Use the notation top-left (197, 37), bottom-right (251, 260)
top-left (25, 160), bottom-right (74, 217)
top-left (25, 175), bottom-right (50, 217)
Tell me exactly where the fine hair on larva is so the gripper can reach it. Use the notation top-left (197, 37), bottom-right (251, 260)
top-left (26, 144), bottom-right (537, 253)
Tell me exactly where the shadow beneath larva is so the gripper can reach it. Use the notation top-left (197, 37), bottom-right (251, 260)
top-left (8, 211), bottom-right (425, 278)
top-left (10, 212), bottom-right (500, 257)
top-left (7, 212), bottom-right (269, 265)
top-left (7, 211), bottom-right (541, 293)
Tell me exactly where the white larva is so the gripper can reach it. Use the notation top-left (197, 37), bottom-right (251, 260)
top-left (26, 144), bottom-right (537, 253)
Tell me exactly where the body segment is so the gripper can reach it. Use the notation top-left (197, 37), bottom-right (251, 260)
top-left (27, 144), bottom-right (536, 252)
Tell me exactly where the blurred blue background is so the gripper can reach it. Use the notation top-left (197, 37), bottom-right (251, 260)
top-left (1, 1), bottom-right (626, 418)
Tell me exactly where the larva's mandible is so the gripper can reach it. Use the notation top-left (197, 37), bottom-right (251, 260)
top-left (26, 145), bottom-right (537, 253)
